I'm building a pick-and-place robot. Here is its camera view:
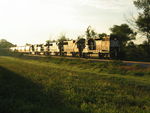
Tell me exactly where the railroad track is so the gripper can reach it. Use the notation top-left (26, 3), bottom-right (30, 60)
top-left (25, 54), bottom-right (150, 67)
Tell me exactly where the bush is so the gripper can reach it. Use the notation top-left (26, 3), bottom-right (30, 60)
top-left (133, 72), bottom-right (145, 76)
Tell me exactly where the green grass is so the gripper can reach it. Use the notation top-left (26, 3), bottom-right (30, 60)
top-left (0, 56), bottom-right (150, 113)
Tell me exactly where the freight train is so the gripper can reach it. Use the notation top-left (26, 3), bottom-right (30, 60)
top-left (10, 36), bottom-right (119, 59)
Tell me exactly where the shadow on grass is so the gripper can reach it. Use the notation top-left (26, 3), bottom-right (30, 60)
top-left (0, 66), bottom-right (78, 113)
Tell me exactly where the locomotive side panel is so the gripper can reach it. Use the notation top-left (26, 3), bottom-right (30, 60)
top-left (50, 43), bottom-right (59, 55)
top-left (101, 40), bottom-right (110, 53)
top-left (63, 40), bottom-right (77, 56)
top-left (82, 37), bottom-right (110, 55)
top-left (25, 46), bottom-right (31, 53)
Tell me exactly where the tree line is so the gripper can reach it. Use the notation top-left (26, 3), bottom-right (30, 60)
top-left (0, 0), bottom-right (149, 61)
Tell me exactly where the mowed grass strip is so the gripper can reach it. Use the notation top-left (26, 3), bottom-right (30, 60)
top-left (0, 56), bottom-right (150, 113)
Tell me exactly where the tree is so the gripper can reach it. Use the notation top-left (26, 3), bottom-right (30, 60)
top-left (76, 38), bottom-right (86, 57)
top-left (77, 35), bottom-right (84, 39)
top-left (110, 24), bottom-right (136, 47)
top-left (45, 40), bottom-right (56, 54)
top-left (57, 34), bottom-right (69, 56)
top-left (110, 24), bottom-right (136, 59)
top-left (140, 40), bottom-right (150, 58)
top-left (85, 26), bottom-right (97, 39)
top-left (46, 40), bottom-right (56, 43)
top-left (25, 43), bottom-right (32, 46)
top-left (98, 33), bottom-right (107, 39)
top-left (0, 39), bottom-right (15, 48)
top-left (133, 0), bottom-right (150, 43)
top-left (57, 34), bottom-right (68, 42)
top-left (0, 39), bottom-right (15, 56)
top-left (127, 41), bottom-right (136, 47)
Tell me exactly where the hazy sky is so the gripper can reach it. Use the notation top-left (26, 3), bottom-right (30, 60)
top-left (0, 0), bottom-right (137, 45)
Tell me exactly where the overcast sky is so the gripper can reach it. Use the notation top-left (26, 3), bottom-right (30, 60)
top-left (0, 0), bottom-right (138, 45)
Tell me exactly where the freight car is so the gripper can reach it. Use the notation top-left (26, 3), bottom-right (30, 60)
top-left (10, 36), bottom-right (119, 59)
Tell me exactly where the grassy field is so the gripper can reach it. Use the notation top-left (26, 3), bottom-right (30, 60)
top-left (0, 56), bottom-right (150, 113)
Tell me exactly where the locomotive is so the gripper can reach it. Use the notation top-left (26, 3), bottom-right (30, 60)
top-left (10, 36), bottom-right (119, 59)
